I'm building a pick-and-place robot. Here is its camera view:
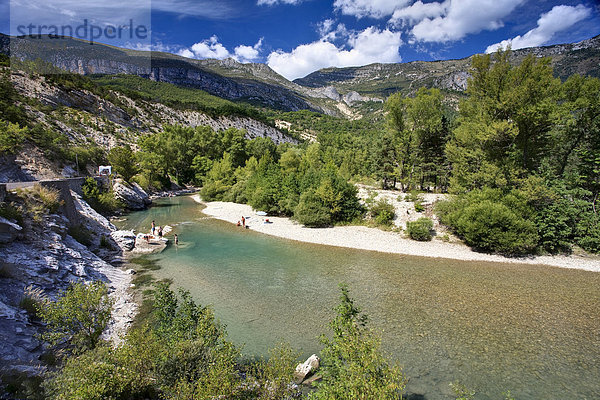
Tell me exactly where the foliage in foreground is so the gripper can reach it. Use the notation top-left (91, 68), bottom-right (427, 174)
top-left (310, 284), bottom-right (405, 400)
top-left (43, 283), bottom-right (299, 400)
top-left (37, 281), bottom-right (113, 356)
top-left (40, 280), bottom-right (409, 400)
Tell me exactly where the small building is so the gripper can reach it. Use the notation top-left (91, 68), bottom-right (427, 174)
top-left (98, 166), bottom-right (112, 176)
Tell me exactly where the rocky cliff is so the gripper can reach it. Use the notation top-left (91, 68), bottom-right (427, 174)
top-left (0, 184), bottom-right (136, 380)
top-left (3, 68), bottom-right (298, 182)
top-left (1, 34), bottom-right (319, 112)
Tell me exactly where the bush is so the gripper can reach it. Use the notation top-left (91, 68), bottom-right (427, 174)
top-left (369, 199), bottom-right (395, 226)
top-left (406, 217), bottom-right (433, 241)
top-left (37, 281), bottom-right (114, 355)
top-left (441, 199), bottom-right (538, 255)
top-left (0, 202), bottom-right (23, 225)
top-left (294, 190), bottom-right (331, 227)
top-left (82, 177), bottom-right (123, 214)
top-left (437, 189), bottom-right (539, 255)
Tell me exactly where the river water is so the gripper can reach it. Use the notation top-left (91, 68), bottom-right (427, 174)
top-left (115, 196), bottom-right (600, 400)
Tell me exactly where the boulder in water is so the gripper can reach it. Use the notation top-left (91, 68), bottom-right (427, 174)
top-left (293, 354), bottom-right (320, 384)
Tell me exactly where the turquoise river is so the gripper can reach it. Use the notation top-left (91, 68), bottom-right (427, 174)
top-left (115, 196), bottom-right (600, 400)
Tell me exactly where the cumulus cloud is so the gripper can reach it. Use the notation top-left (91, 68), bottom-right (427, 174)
top-left (257, 0), bottom-right (303, 5)
top-left (409, 0), bottom-right (525, 43)
top-left (389, 1), bottom-right (448, 26)
top-left (234, 38), bottom-right (263, 62)
top-left (188, 35), bottom-right (231, 59)
top-left (333, 0), bottom-right (410, 19)
top-left (485, 4), bottom-right (592, 53)
top-left (267, 26), bottom-right (402, 80)
top-left (318, 19), bottom-right (350, 42)
top-left (178, 36), bottom-right (263, 63)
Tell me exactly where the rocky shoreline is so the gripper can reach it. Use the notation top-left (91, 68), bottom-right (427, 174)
top-left (196, 196), bottom-right (600, 272)
top-left (0, 188), bottom-right (142, 379)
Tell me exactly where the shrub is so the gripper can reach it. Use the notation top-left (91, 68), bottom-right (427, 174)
top-left (406, 191), bottom-right (425, 212)
top-left (0, 202), bottom-right (23, 225)
top-left (369, 199), bottom-right (395, 226)
top-left (294, 190), bottom-right (331, 227)
top-left (82, 177), bottom-right (123, 214)
top-left (82, 177), bottom-right (100, 201)
top-left (0, 121), bottom-right (26, 153)
top-left (37, 281), bottom-right (114, 355)
top-left (437, 188), bottom-right (539, 255)
top-left (406, 217), bottom-right (433, 241)
top-left (311, 284), bottom-right (405, 400)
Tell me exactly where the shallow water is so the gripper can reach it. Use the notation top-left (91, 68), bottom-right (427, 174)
top-left (116, 196), bottom-right (600, 400)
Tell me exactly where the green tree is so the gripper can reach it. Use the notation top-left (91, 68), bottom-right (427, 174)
top-left (37, 281), bottom-right (113, 355)
top-left (311, 284), bottom-right (405, 400)
top-left (0, 121), bottom-right (26, 154)
top-left (108, 146), bottom-right (138, 182)
top-left (294, 189), bottom-right (332, 227)
top-left (446, 50), bottom-right (560, 192)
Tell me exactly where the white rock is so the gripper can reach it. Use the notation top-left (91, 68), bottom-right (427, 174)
top-left (113, 179), bottom-right (150, 210)
top-left (294, 354), bottom-right (320, 383)
top-left (110, 230), bottom-right (136, 251)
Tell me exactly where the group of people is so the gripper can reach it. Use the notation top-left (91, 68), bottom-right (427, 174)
top-left (151, 220), bottom-right (164, 237)
top-left (151, 220), bottom-right (178, 245)
top-left (237, 216), bottom-right (247, 228)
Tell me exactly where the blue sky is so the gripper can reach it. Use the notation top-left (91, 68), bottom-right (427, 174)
top-left (2, 0), bottom-right (599, 80)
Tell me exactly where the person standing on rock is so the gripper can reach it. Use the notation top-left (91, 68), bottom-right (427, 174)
top-left (151, 220), bottom-right (156, 235)
top-left (158, 226), bottom-right (163, 238)
top-left (242, 216), bottom-right (246, 228)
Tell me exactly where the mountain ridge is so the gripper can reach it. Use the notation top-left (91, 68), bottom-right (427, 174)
top-left (294, 34), bottom-right (600, 97)
top-left (1, 33), bottom-right (599, 115)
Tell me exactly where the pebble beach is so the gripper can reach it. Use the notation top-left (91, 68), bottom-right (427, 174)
top-left (194, 195), bottom-right (600, 272)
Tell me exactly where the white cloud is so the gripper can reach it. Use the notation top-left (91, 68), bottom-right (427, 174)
top-left (333, 0), bottom-right (411, 19)
top-left (257, 0), bottom-right (303, 5)
top-left (389, 1), bottom-right (448, 27)
top-left (178, 36), bottom-right (264, 63)
top-left (410, 0), bottom-right (525, 43)
top-left (178, 48), bottom-right (195, 58)
top-left (267, 26), bottom-right (402, 80)
top-left (318, 20), bottom-right (350, 42)
top-left (234, 38), bottom-right (263, 62)
top-left (189, 35), bottom-right (231, 59)
top-left (485, 4), bottom-right (592, 53)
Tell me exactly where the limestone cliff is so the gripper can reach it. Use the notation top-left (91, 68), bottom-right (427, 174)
top-left (0, 185), bottom-right (136, 379)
